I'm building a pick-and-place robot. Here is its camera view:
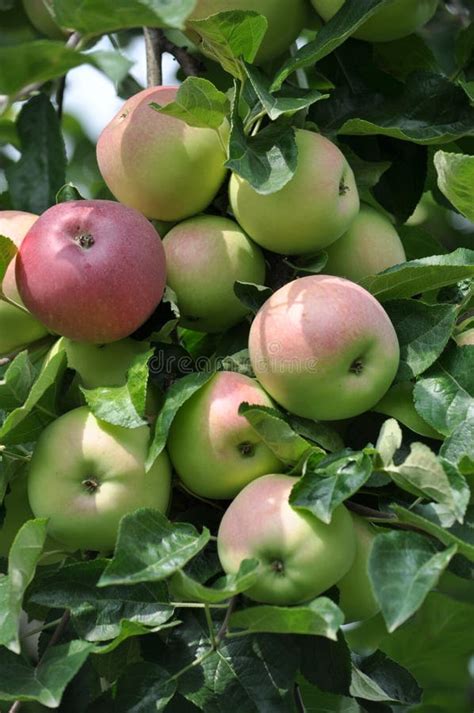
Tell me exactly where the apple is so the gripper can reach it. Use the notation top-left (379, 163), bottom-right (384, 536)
top-left (373, 382), bottom-right (442, 440)
top-left (16, 200), bottom-right (166, 344)
top-left (187, 0), bottom-right (308, 64)
top-left (97, 87), bottom-right (227, 222)
top-left (325, 204), bottom-right (406, 282)
top-left (22, 0), bottom-right (66, 39)
top-left (229, 129), bottom-right (360, 255)
top-left (163, 215), bottom-right (266, 333)
top-left (249, 275), bottom-right (400, 421)
top-left (167, 371), bottom-right (282, 499)
top-left (311, 0), bottom-right (439, 43)
top-left (337, 514), bottom-right (380, 622)
top-left (27, 407), bottom-right (172, 552)
top-left (456, 329), bottom-right (474, 347)
top-left (217, 474), bottom-right (356, 604)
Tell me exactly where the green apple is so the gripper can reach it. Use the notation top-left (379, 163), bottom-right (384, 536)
top-left (249, 275), bottom-right (400, 421)
top-left (325, 204), bottom-right (406, 282)
top-left (217, 474), bottom-right (356, 604)
top-left (337, 514), bottom-right (380, 622)
top-left (163, 215), bottom-right (266, 333)
top-left (188, 0), bottom-right (308, 64)
top-left (311, 0), bottom-right (439, 42)
top-left (97, 87), bottom-right (227, 222)
top-left (28, 407), bottom-right (172, 552)
top-left (456, 329), bottom-right (474, 347)
top-left (22, 0), bottom-right (66, 38)
top-left (229, 129), bottom-right (360, 255)
top-left (373, 382), bottom-right (443, 440)
top-left (0, 300), bottom-right (49, 356)
top-left (167, 371), bottom-right (282, 499)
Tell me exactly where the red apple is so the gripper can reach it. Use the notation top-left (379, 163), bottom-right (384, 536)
top-left (16, 200), bottom-right (166, 343)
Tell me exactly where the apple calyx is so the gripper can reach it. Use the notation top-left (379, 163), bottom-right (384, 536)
top-left (74, 232), bottom-right (95, 249)
top-left (350, 358), bottom-right (364, 375)
top-left (237, 441), bottom-right (256, 458)
top-left (271, 559), bottom-right (285, 574)
top-left (82, 477), bottom-right (100, 494)
top-left (339, 178), bottom-right (350, 196)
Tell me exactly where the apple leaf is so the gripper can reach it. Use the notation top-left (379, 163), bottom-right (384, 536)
top-left (440, 419), bottom-right (474, 475)
top-left (170, 558), bottom-right (260, 604)
top-left (373, 34), bottom-right (438, 81)
top-left (434, 150), bottom-right (474, 223)
top-left (287, 415), bottom-right (345, 454)
top-left (0, 234), bottom-right (16, 284)
top-left (238, 402), bottom-right (313, 465)
top-left (385, 300), bottom-right (458, 381)
top-left (0, 351), bottom-right (37, 412)
top-left (229, 597), bottom-right (343, 639)
top-left (369, 530), bottom-right (457, 632)
top-left (151, 76), bottom-right (229, 131)
top-left (359, 248), bottom-right (474, 302)
top-left (350, 654), bottom-right (422, 705)
top-left (30, 558), bottom-right (174, 643)
top-left (233, 281), bottom-right (272, 313)
top-left (146, 370), bottom-right (213, 471)
top-left (188, 11), bottom-right (268, 80)
top-left (0, 640), bottom-right (93, 707)
top-left (290, 450), bottom-right (373, 524)
top-left (298, 682), bottom-right (358, 713)
top-left (399, 225), bottom-right (445, 262)
top-left (56, 182), bottom-right (84, 203)
top-left (375, 418), bottom-right (402, 469)
top-left (99, 509), bottom-right (210, 586)
top-left (114, 662), bottom-right (177, 712)
top-left (0, 518), bottom-right (47, 653)
top-left (413, 344), bottom-right (474, 437)
top-left (53, 0), bottom-right (196, 33)
top-left (272, 0), bottom-right (393, 90)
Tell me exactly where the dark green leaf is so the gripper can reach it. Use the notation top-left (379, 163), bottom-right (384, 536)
top-left (115, 662), bottom-right (177, 712)
top-left (233, 280), bottom-right (272, 313)
top-left (56, 183), bottom-right (84, 203)
top-left (170, 558), bottom-right (259, 604)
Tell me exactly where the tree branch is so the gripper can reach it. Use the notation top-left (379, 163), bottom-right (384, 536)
top-left (144, 28), bottom-right (163, 87)
top-left (215, 596), bottom-right (238, 646)
top-left (160, 36), bottom-right (204, 77)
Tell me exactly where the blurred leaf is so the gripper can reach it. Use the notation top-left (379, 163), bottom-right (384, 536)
top-left (6, 94), bottom-right (66, 214)
top-left (434, 150), bottom-right (474, 222)
top-left (99, 509), bottom-right (210, 586)
top-left (152, 76), bottom-right (229, 129)
top-left (398, 225), bottom-right (445, 262)
top-left (369, 530), bottom-right (457, 632)
top-left (56, 182), bottom-right (84, 203)
top-left (233, 281), bottom-right (272, 313)
top-left (373, 35), bottom-right (438, 81)
top-left (0, 233), bottom-right (16, 283)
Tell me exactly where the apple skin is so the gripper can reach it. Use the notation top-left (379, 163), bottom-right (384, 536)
top-left (311, 0), bottom-right (438, 42)
top-left (218, 474), bottom-right (356, 605)
top-left (167, 371), bottom-right (282, 499)
top-left (229, 129), bottom-right (360, 255)
top-left (249, 275), bottom-right (400, 421)
top-left (28, 407), bottom-right (172, 552)
top-left (97, 87), bottom-right (227, 222)
top-left (22, 0), bottom-right (66, 39)
top-left (337, 514), bottom-right (380, 623)
top-left (163, 215), bottom-right (266, 333)
top-left (325, 204), bottom-right (406, 282)
top-left (16, 200), bottom-right (166, 344)
top-left (373, 382), bottom-right (442, 440)
top-left (456, 329), bottom-right (474, 347)
top-left (188, 0), bottom-right (307, 64)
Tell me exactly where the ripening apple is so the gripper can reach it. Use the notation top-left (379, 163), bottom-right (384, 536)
top-left (187, 0), bottom-right (308, 63)
top-left (373, 382), bottom-right (442, 440)
top-left (249, 275), bottom-right (400, 421)
top-left (229, 129), bottom-right (360, 255)
top-left (22, 0), bottom-right (66, 39)
top-left (311, 0), bottom-right (439, 43)
top-left (167, 371), bottom-right (282, 499)
top-left (325, 204), bottom-right (406, 282)
top-left (163, 215), bottom-right (266, 333)
top-left (217, 474), bottom-right (356, 604)
top-left (337, 514), bottom-right (380, 622)
top-left (456, 329), bottom-right (474, 347)
top-left (16, 200), bottom-right (166, 343)
top-left (97, 87), bottom-right (228, 222)
top-left (27, 407), bottom-right (172, 552)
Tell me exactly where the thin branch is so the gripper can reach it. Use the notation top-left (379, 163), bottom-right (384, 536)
top-left (160, 36), bottom-right (204, 77)
top-left (294, 684), bottom-right (306, 713)
top-left (56, 75), bottom-right (67, 120)
top-left (144, 27), bottom-right (163, 87)
top-left (216, 596), bottom-right (238, 645)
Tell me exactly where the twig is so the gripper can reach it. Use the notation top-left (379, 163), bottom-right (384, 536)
top-left (56, 75), bottom-right (67, 120)
top-left (144, 28), bottom-right (163, 87)
top-left (160, 36), bottom-right (204, 77)
top-left (346, 501), bottom-right (432, 536)
top-left (216, 596), bottom-right (238, 645)
top-left (294, 684), bottom-right (306, 713)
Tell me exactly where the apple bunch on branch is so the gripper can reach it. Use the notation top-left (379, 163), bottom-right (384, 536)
top-left (0, 1), bottom-right (473, 712)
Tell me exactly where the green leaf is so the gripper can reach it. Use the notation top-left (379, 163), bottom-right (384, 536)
top-left (369, 530), bottom-right (457, 632)
top-left (352, 652), bottom-right (421, 706)
top-left (434, 150), bottom-right (474, 222)
top-left (398, 225), bottom-right (445, 262)
top-left (359, 248), bottom-right (474, 302)
top-left (114, 662), bottom-right (177, 713)
top-left (53, 0), bottom-right (196, 33)
top-left (375, 418), bottom-right (402, 469)
top-left (373, 34), bottom-right (438, 81)
top-left (146, 370), bottom-right (213, 471)
top-left (298, 681), bottom-right (359, 713)
top-left (386, 300), bottom-right (458, 381)
top-left (6, 94), bottom-right (66, 214)
top-left (0, 640), bottom-right (93, 707)
top-left (151, 76), bottom-right (229, 130)
top-left (414, 344), bottom-right (474, 437)
top-left (56, 182), bottom-right (84, 203)
top-left (440, 419), bottom-right (474, 475)
top-left (82, 349), bottom-right (152, 429)
top-left (188, 11), bottom-right (268, 80)
top-left (239, 402), bottom-right (313, 465)
top-left (99, 509), bottom-right (210, 586)
top-left (0, 518), bottom-right (47, 653)
top-left (30, 559), bottom-right (174, 643)
top-left (170, 558), bottom-right (259, 604)
top-left (272, 0), bottom-right (393, 90)
top-left (233, 280), bottom-right (272, 314)
top-left (290, 450), bottom-right (373, 524)
top-left (0, 234), bottom-right (16, 283)
top-left (287, 415), bottom-right (345, 454)
top-left (229, 597), bottom-right (343, 639)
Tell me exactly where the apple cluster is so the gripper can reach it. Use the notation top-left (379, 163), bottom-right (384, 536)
top-left (1, 0), bottom-right (445, 618)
